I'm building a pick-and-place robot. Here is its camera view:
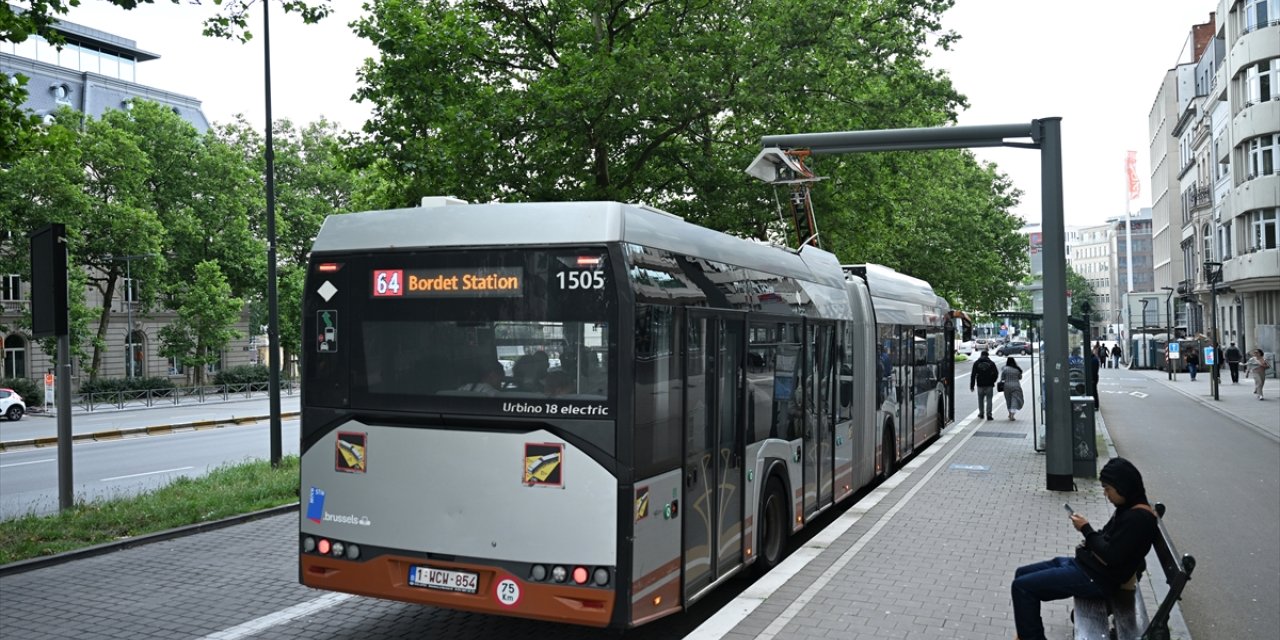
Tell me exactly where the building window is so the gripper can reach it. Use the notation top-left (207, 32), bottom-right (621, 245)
top-left (2, 337), bottom-right (25, 378)
top-left (1, 275), bottom-right (19, 302)
top-left (1253, 209), bottom-right (1278, 250)
top-left (168, 356), bottom-right (185, 376)
top-left (3, 334), bottom-right (26, 378)
top-left (1220, 221), bottom-right (1233, 260)
top-left (126, 330), bottom-right (146, 378)
top-left (1247, 134), bottom-right (1277, 179)
top-left (1246, 58), bottom-right (1278, 105)
top-left (1244, 0), bottom-right (1273, 33)
top-left (1203, 224), bottom-right (1213, 263)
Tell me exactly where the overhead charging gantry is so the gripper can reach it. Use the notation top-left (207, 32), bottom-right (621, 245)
top-left (744, 120), bottom-right (1077, 492)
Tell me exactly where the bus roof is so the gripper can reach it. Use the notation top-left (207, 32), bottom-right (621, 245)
top-left (844, 263), bottom-right (949, 326)
top-left (312, 200), bottom-right (847, 290)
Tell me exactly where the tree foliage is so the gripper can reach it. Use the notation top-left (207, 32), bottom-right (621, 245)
top-left (350, 0), bottom-right (1027, 310)
top-left (158, 261), bottom-right (244, 385)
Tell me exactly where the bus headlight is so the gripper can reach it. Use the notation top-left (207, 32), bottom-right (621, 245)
top-left (551, 566), bottom-right (568, 583)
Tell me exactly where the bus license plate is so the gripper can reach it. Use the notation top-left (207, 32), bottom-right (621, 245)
top-left (409, 566), bottom-right (479, 594)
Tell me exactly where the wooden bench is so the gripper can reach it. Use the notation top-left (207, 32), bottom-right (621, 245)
top-left (1073, 503), bottom-right (1196, 640)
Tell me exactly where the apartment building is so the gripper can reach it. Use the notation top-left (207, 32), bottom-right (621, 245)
top-left (1150, 2), bottom-right (1278, 358)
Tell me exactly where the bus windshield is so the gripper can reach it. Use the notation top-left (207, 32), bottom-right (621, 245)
top-left (320, 248), bottom-right (616, 416)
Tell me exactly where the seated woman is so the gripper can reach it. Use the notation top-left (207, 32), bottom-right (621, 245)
top-left (1010, 458), bottom-right (1159, 640)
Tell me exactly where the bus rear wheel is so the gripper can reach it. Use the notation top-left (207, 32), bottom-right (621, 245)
top-left (754, 478), bottom-right (788, 575)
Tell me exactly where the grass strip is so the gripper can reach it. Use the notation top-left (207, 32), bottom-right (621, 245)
top-left (0, 456), bottom-right (299, 565)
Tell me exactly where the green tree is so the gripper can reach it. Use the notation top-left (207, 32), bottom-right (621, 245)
top-left (220, 117), bottom-right (356, 367)
top-left (349, 0), bottom-right (1025, 307)
top-left (158, 261), bottom-right (243, 385)
top-left (1066, 265), bottom-right (1101, 324)
top-left (0, 108), bottom-right (166, 380)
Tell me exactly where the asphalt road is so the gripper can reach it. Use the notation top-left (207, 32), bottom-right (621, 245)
top-left (0, 417), bottom-right (299, 519)
top-left (1094, 369), bottom-right (1279, 639)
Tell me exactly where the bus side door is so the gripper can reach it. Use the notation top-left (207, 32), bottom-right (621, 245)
top-left (682, 310), bottom-right (745, 598)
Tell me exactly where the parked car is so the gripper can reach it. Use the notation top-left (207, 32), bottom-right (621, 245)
top-left (997, 340), bottom-right (1033, 356)
top-left (0, 388), bottom-right (25, 421)
top-left (958, 340), bottom-right (976, 355)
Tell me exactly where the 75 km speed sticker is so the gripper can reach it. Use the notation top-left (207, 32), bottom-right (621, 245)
top-left (495, 578), bottom-right (521, 607)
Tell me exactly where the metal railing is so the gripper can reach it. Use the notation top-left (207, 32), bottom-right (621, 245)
top-left (75, 380), bottom-right (298, 412)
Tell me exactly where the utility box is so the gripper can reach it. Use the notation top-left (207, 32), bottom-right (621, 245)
top-left (1070, 396), bottom-right (1097, 478)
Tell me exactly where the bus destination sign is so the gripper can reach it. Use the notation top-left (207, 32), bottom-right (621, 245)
top-left (372, 268), bottom-right (524, 298)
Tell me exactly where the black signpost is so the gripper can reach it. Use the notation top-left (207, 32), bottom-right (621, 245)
top-left (30, 223), bottom-right (74, 511)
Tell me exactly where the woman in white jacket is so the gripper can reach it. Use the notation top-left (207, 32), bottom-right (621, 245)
top-left (1001, 357), bottom-right (1024, 420)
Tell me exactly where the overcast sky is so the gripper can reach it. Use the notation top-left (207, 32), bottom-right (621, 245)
top-left (60, 0), bottom-right (1218, 226)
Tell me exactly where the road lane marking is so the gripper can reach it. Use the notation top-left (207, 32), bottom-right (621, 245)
top-left (0, 458), bottom-right (56, 468)
top-left (199, 593), bottom-right (355, 640)
top-left (100, 466), bottom-right (194, 482)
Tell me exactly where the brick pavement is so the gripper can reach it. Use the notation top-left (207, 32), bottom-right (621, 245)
top-left (688, 403), bottom-right (1181, 640)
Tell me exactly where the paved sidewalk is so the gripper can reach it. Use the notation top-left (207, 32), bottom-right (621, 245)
top-left (688, 404), bottom-right (1190, 640)
top-left (1122, 367), bottom-right (1279, 440)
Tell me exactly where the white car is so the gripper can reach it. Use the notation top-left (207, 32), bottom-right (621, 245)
top-left (958, 340), bottom-right (976, 355)
top-left (1, 388), bottom-right (25, 421)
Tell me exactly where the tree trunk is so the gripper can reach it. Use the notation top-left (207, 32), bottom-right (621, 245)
top-left (89, 275), bottom-right (119, 382)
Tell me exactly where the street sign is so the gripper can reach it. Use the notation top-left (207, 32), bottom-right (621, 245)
top-left (1168, 342), bottom-right (1180, 359)
top-left (1203, 346), bottom-right (1215, 366)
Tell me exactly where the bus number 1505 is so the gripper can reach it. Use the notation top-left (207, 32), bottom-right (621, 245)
top-left (556, 270), bottom-right (605, 290)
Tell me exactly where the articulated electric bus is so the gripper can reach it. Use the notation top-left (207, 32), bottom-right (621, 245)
top-left (298, 198), bottom-right (952, 629)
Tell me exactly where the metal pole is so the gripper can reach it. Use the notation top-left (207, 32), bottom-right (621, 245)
top-left (1208, 263), bottom-right (1219, 401)
top-left (264, 2), bottom-right (283, 466)
top-left (1038, 118), bottom-right (1073, 491)
top-left (1164, 288), bottom-right (1174, 380)
top-left (56, 332), bottom-right (72, 511)
top-left (125, 258), bottom-right (134, 378)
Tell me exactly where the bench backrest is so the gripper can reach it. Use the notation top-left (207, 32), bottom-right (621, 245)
top-left (1142, 502), bottom-right (1196, 640)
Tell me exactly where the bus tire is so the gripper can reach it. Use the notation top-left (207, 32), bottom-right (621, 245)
top-left (882, 426), bottom-right (897, 477)
top-left (754, 478), bottom-right (788, 576)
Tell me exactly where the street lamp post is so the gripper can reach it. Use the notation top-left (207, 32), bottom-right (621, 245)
top-left (1161, 286), bottom-right (1175, 380)
top-left (1140, 299), bottom-right (1150, 370)
top-left (1205, 261), bottom-right (1222, 401)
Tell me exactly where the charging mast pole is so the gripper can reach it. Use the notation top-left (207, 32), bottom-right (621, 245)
top-left (758, 118), bottom-right (1074, 491)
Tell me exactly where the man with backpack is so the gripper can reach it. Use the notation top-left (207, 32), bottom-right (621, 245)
top-left (970, 350), bottom-right (1000, 420)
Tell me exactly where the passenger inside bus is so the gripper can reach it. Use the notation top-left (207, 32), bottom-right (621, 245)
top-left (456, 361), bottom-right (506, 395)
top-left (543, 370), bottom-right (573, 397)
top-left (513, 352), bottom-right (550, 391)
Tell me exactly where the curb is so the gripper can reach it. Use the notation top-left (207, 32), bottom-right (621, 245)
top-left (0, 412), bottom-right (301, 452)
top-left (1096, 411), bottom-right (1194, 640)
top-left (0, 503), bottom-right (299, 577)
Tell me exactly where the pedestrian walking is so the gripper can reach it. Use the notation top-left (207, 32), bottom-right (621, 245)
top-left (970, 350), bottom-right (999, 420)
top-left (1000, 357), bottom-right (1024, 420)
top-left (1246, 349), bottom-right (1270, 400)
top-left (1111, 343), bottom-right (1123, 369)
top-left (1089, 350), bottom-right (1101, 409)
top-left (1186, 349), bottom-right (1200, 381)
top-left (1010, 458), bottom-right (1159, 640)
top-left (1225, 342), bottom-right (1242, 384)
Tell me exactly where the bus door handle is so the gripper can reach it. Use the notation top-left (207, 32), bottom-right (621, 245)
top-left (685, 466), bottom-right (698, 487)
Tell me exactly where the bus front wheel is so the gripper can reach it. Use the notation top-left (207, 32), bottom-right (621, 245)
top-left (755, 478), bottom-right (788, 575)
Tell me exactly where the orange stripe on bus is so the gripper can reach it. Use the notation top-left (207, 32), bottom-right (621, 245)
top-left (631, 557), bottom-right (680, 593)
top-left (301, 554), bottom-right (614, 628)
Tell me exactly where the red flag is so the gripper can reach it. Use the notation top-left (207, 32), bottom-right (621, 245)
top-left (1126, 151), bottom-right (1140, 201)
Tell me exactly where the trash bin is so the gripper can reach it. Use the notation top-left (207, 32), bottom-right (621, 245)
top-left (1070, 396), bottom-right (1097, 478)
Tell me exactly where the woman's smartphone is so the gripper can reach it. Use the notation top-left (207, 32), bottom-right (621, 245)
top-left (1063, 503), bottom-right (1074, 516)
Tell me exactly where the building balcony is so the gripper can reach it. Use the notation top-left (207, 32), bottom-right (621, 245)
top-left (1232, 100), bottom-right (1280, 143)
top-left (1224, 248), bottom-right (1280, 292)
top-left (1233, 173), bottom-right (1280, 213)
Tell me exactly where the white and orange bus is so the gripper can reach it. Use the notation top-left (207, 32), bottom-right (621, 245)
top-left (298, 198), bottom-right (953, 628)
